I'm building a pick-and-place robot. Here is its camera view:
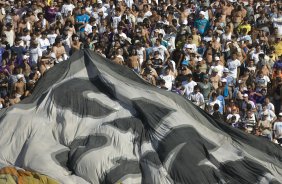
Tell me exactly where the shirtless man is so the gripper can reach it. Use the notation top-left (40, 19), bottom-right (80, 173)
top-left (18, 14), bottom-right (33, 34)
top-left (112, 50), bottom-right (125, 65)
top-left (52, 37), bottom-right (67, 63)
top-left (71, 34), bottom-right (82, 53)
top-left (222, 1), bottom-right (234, 16)
top-left (13, 75), bottom-right (26, 99)
top-left (9, 92), bottom-right (21, 105)
top-left (127, 49), bottom-right (140, 73)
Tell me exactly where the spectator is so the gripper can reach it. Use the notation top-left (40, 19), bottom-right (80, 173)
top-left (273, 113), bottom-right (282, 145)
top-left (188, 85), bottom-right (205, 109)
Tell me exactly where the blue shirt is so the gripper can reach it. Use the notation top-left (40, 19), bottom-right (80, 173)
top-left (75, 14), bottom-right (90, 32)
top-left (194, 18), bottom-right (209, 36)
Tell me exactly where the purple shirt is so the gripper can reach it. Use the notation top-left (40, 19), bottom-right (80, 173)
top-left (45, 7), bottom-right (58, 23)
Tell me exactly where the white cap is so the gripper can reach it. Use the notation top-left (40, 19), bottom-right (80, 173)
top-left (279, 112), bottom-right (282, 117)
top-left (243, 94), bottom-right (248, 97)
top-left (184, 44), bottom-right (193, 49)
top-left (221, 78), bottom-right (227, 83)
top-left (97, 0), bottom-right (102, 3)
top-left (223, 68), bottom-right (229, 73)
top-left (16, 74), bottom-right (24, 79)
top-left (212, 68), bottom-right (219, 72)
top-left (199, 11), bottom-right (205, 16)
top-left (198, 57), bottom-right (203, 61)
top-left (215, 56), bottom-right (220, 61)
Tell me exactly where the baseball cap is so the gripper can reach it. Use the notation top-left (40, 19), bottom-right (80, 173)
top-left (199, 11), bottom-right (205, 16)
top-left (221, 78), bottom-right (227, 83)
top-left (223, 68), bottom-right (229, 73)
top-left (212, 68), bottom-right (219, 72)
top-left (243, 94), bottom-right (248, 98)
top-left (279, 112), bottom-right (282, 117)
top-left (215, 56), bottom-right (220, 61)
top-left (182, 60), bottom-right (189, 66)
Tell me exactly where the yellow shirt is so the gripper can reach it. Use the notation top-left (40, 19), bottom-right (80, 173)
top-left (274, 41), bottom-right (282, 56)
top-left (192, 34), bottom-right (201, 47)
top-left (237, 24), bottom-right (251, 34)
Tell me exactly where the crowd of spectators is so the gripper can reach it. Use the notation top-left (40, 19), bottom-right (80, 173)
top-left (0, 0), bottom-right (282, 144)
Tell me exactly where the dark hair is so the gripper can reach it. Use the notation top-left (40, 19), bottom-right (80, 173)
top-left (213, 103), bottom-right (219, 111)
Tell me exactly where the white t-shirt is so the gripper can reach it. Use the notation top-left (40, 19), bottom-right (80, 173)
top-left (4, 30), bottom-right (15, 47)
top-left (183, 80), bottom-right (197, 97)
top-left (272, 17), bottom-right (282, 36)
top-left (255, 76), bottom-right (270, 87)
top-left (47, 33), bottom-right (57, 45)
top-left (209, 65), bottom-right (224, 77)
top-left (29, 47), bottom-right (42, 66)
top-left (84, 23), bottom-right (94, 35)
top-left (112, 16), bottom-right (121, 29)
top-left (144, 11), bottom-right (152, 18)
top-left (260, 110), bottom-right (276, 122)
top-left (226, 113), bottom-right (240, 122)
top-left (251, 51), bottom-right (264, 64)
top-left (136, 47), bottom-right (145, 65)
top-left (227, 59), bottom-right (241, 79)
top-left (160, 74), bottom-right (175, 90)
top-left (38, 38), bottom-right (50, 52)
top-left (273, 121), bottom-right (282, 139)
top-left (153, 45), bottom-right (168, 61)
top-left (21, 35), bottom-right (31, 48)
top-left (61, 4), bottom-right (75, 16)
top-left (188, 92), bottom-right (205, 109)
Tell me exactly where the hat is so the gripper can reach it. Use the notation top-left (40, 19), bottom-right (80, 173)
top-left (16, 74), bottom-right (24, 80)
top-left (182, 60), bottom-right (189, 66)
top-left (125, 37), bottom-right (132, 44)
top-left (243, 94), bottom-right (248, 98)
top-left (279, 112), bottom-right (282, 117)
top-left (244, 36), bottom-right (252, 41)
top-left (221, 78), bottom-right (227, 83)
top-left (97, 0), bottom-right (102, 3)
top-left (223, 68), bottom-right (229, 73)
top-left (215, 56), bottom-right (220, 61)
top-left (199, 11), bottom-right (205, 16)
top-left (212, 68), bottom-right (219, 72)
top-left (198, 57), bottom-right (203, 61)
top-left (184, 44), bottom-right (193, 49)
